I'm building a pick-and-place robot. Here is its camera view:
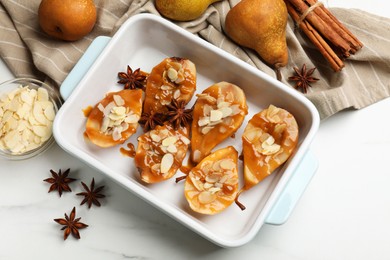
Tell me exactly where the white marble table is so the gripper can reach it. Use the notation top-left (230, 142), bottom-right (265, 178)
top-left (1, 1), bottom-right (389, 259)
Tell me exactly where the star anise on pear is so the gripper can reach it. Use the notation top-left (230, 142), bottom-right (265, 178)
top-left (76, 178), bottom-right (105, 208)
top-left (117, 65), bottom-right (147, 90)
top-left (288, 64), bottom-right (319, 93)
top-left (138, 110), bottom-right (164, 132)
top-left (165, 99), bottom-right (193, 129)
top-left (43, 168), bottom-right (76, 197)
top-left (54, 207), bottom-right (88, 240)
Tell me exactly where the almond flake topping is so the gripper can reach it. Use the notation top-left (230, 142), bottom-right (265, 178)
top-left (197, 92), bottom-right (242, 135)
top-left (210, 110), bottom-right (223, 122)
top-left (258, 135), bottom-right (281, 155)
top-left (160, 153), bottom-right (174, 174)
top-left (161, 136), bottom-right (177, 147)
top-left (266, 105), bottom-right (282, 123)
top-left (167, 67), bottom-right (178, 82)
top-left (180, 136), bottom-right (190, 145)
top-left (198, 191), bottom-right (216, 204)
top-left (98, 97), bottom-right (139, 141)
top-left (113, 94), bottom-right (125, 106)
top-left (191, 158), bottom-right (237, 203)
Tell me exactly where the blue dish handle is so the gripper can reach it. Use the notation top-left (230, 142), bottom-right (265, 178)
top-left (60, 36), bottom-right (111, 100)
top-left (265, 150), bottom-right (318, 225)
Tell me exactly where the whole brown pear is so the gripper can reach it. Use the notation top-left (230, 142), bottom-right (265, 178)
top-left (156, 0), bottom-right (221, 21)
top-left (225, 0), bottom-right (288, 79)
top-left (38, 0), bottom-right (97, 41)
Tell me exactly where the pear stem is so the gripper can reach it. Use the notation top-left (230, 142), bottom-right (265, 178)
top-left (235, 189), bottom-right (246, 211)
top-left (175, 175), bottom-right (187, 183)
top-left (275, 63), bottom-right (283, 81)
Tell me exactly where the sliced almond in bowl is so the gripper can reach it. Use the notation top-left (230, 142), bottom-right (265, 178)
top-left (0, 84), bottom-right (57, 156)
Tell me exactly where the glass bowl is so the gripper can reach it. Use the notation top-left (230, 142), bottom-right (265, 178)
top-left (0, 78), bottom-right (62, 160)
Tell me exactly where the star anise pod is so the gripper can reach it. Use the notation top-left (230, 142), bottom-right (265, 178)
top-left (43, 168), bottom-right (76, 197)
top-left (117, 65), bottom-right (147, 90)
top-left (138, 110), bottom-right (164, 132)
top-left (76, 178), bottom-right (105, 208)
top-left (54, 207), bottom-right (88, 240)
top-left (288, 64), bottom-right (319, 93)
top-left (165, 99), bottom-right (193, 129)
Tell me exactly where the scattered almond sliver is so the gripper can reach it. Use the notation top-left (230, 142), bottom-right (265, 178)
top-left (0, 85), bottom-right (55, 154)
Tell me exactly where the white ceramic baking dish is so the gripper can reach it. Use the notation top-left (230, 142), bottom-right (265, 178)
top-left (53, 14), bottom-right (320, 247)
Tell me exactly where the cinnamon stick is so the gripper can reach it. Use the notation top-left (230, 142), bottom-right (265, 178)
top-left (287, 0), bottom-right (352, 56)
top-left (284, 0), bottom-right (362, 71)
top-left (285, 1), bottom-right (344, 71)
top-left (305, 20), bottom-right (345, 71)
top-left (319, 4), bottom-right (363, 52)
top-left (305, 0), bottom-right (363, 54)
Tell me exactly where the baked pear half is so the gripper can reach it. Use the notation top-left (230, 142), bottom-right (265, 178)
top-left (242, 105), bottom-right (299, 190)
top-left (190, 81), bottom-right (248, 163)
top-left (184, 146), bottom-right (239, 215)
top-left (135, 123), bottom-right (190, 183)
top-left (85, 89), bottom-right (143, 148)
top-left (143, 57), bottom-right (196, 115)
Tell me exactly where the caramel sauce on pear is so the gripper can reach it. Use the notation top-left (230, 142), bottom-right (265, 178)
top-left (179, 165), bottom-right (192, 175)
top-left (134, 123), bottom-right (190, 184)
top-left (242, 106), bottom-right (298, 190)
top-left (184, 146), bottom-right (239, 215)
top-left (85, 89), bottom-right (143, 148)
top-left (190, 82), bottom-right (248, 163)
top-left (82, 105), bottom-right (93, 117)
top-left (120, 143), bottom-right (136, 158)
top-left (143, 57), bottom-right (196, 115)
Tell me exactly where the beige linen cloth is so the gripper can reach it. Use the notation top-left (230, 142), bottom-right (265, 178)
top-left (0, 0), bottom-right (389, 120)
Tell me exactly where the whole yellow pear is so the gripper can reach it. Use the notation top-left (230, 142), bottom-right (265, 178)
top-left (38, 0), bottom-right (97, 41)
top-left (225, 0), bottom-right (288, 79)
top-left (155, 0), bottom-right (222, 21)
